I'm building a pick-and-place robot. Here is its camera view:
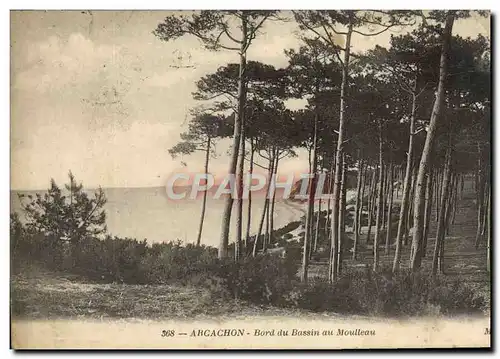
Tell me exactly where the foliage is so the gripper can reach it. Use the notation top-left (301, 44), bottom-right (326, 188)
top-left (215, 255), bottom-right (299, 305)
top-left (18, 172), bottom-right (107, 251)
top-left (287, 268), bottom-right (486, 317)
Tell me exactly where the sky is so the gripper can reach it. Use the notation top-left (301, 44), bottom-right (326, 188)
top-left (10, 10), bottom-right (490, 190)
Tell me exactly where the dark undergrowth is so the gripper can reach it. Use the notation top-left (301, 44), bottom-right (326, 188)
top-left (11, 214), bottom-right (489, 319)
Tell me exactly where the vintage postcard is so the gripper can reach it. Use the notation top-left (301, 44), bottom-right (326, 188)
top-left (10, 10), bottom-right (491, 349)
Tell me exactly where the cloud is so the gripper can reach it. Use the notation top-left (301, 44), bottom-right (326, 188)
top-left (14, 33), bottom-right (121, 93)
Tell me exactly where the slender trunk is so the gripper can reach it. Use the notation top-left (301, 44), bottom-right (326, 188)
top-left (392, 94), bottom-right (417, 272)
top-left (475, 144), bottom-right (485, 248)
top-left (396, 166), bottom-right (402, 199)
top-left (269, 154), bottom-right (278, 248)
top-left (329, 21), bottom-right (352, 283)
top-left (263, 153), bottom-right (276, 253)
top-left (451, 172), bottom-right (459, 225)
top-left (422, 169), bottom-right (434, 257)
top-left (219, 26), bottom-right (247, 259)
top-left (405, 165), bottom-right (418, 246)
top-left (244, 139), bottom-right (255, 252)
top-left (324, 162), bottom-right (334, 246)
top-left (438, 170), bottom-right (446, 223)
top-left (358, 163), bottom-right (367, 237)
top-left (460, 174), bottom-right (465, 200)
top-left (253, 199), bottom-right (268, 257)
top-left (411, 13), bottom-right (455, 271)
top-left (381, 163), bottom-right (389, 229)
top-left (264, 195), bottom-right (270, 251)
top-left (487, 184), bottom-right (491, 272)
top-left (480, 181), bottom-right (488, 236)
top-left (337, 153), bottom-right (346, 275)
top-left (196, 136), bottom-right (211, 247)
top-left (373, 124), bottom-right (384, 272)
top-left (253, 156), bottom-right (273, 256)
top-left (302, 111), bottom-right (318, 283)
top-left (432, 145), bottom-right (453, 276)
top-left (385, 160), bottom-right (394, 255)
top-left (235, 118), bottom-right (246, 260)
top-left (353, 157), bottom-right (363, 260)
top-left (444, 172), bottom-right (454, 236)
top-left (314, 198), bottom-right (322, 254)
top-left (366, 168), bottom-right (377, 244)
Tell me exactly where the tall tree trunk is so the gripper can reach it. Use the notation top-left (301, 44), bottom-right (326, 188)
top-left (436, 170), bottom-right (444, 223)
top-left (353, 157), bottom-right (363, 260)
top-left (264, 193), bottom-right (270, 252)
top-left (405, 165), bottom-right (418, 246)
top-left (422, 169), bottom-right (434, 257)
top-left (392, 90), bottom-right (417, 272)
top-left (245, 139), bottom-right (255, 253)
top-left (474, 162), bottom-right (485, 248)
top-left (411, 12), bottom-right (455, 271)
top-left (373, 123), bottom-right (384, 272)
top-left (460, 174), bottom-right (465, 200)
top-left (235, 118), bottom-right (246, 260)
top-left (444, 172), bottom-right (455, 236)
top-left (313, 198), bottom-right (322, 254)
top-left (329, 21), bottom-right (352, 283)
top-left (358, 162), bottom-right (367, 237)
top-left (366, 168), bottom-right (377, 244)
top-left (253, 198), bottom-right (268, 257)
top-left (302, 111), bottom-right (318, 283)
top-left (337, 153), bottom-right (346, 275)
top-left (385, 160), bottom-right (394, 255)
top-left (269, 154), bottom-right (279, 248)
top-left (196, 136), bottom-right (211, 247)
top-left (480, 181), bottom-right (488, 236)
top-left (253, 156), bottom-right (273, 256)
top-left (432, 144), bottom-right (453, 276)
top-left (219, 31), bottom-right (247, 259)
top-left (486, 184), bottom-right (491, 272)
top-left (451, 173), bottom-right (459, 225)
top-left (324, 162), bottom-right (335, 246)
top-left (381, 162), bottom-right (389, 229)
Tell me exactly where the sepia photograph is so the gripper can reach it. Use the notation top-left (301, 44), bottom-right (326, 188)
top-left (9, 9), bottom-right (491, 349)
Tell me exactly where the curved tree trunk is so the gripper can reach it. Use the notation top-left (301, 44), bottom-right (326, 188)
top-left (253, 156), bottom-right (273, 257)
top-left (269, 154), bottom-right (279, 248)
top-left (411, 13), bottom-right (455, 271)
top-left (219, 37), bottom-right (247, 259)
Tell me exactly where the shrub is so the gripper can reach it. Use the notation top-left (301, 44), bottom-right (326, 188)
top-left (17, 173), bottom-right (107, 269)
top-left (215, 254), bottom-right (299, 305)
top-left (429, 280), bottom-right (486, 315)
top-left (283, 268), bottom-right (487, 317)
